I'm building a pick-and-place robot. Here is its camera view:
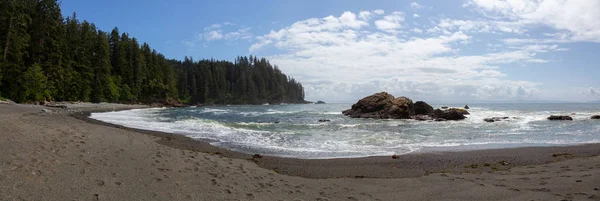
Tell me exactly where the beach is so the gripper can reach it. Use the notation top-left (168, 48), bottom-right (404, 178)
top-left (1, 103), bottom-right (599, 201)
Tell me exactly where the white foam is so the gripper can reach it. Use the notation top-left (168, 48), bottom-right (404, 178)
top-left (90, 105), bottom-right (600, 159)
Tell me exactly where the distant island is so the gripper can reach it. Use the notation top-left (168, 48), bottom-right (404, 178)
top-left (0, 1), bottom-right (305, 106)
top-left (315, 101), bottom-right (326, 104)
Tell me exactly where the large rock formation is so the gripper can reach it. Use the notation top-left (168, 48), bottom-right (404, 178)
top-left (343, 92), bottom-right (467, 120)
top-left (342, 92), bottom-right (414, 119)
top-left (591, 115), bottom-right (600, 119)
top-left (413, 101), bottom-right (434, 115)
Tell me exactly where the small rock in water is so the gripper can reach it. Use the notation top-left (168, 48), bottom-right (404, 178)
top-left (392, 154), bottom-right (399, 159)
top-left (441, 106), bottom-right (449, 109)
top-left (547, 115), bottom-right (573, 121)
top-left (592, 115), bottom-right (600, 119)
top-left (484, 117), bottom-right (510, 123)
top-left (252, 154), bottom-right (263, 159)
top-left (317, 119), bottom-right (331, 122)
top-left (464, 105), bottom-right (470, 109)
top-left (273, 121), bottom-right (280, 124)
top-left (413, 115), bottom-right (432, 121)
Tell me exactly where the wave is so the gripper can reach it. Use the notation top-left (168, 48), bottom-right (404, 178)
top-left (89, 104), bottom-right (600, 159)
top-left (197, 108), bottom-right (231, 115)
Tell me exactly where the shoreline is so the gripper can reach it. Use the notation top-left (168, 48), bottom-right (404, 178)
top-left (3, 103), bottom-right (600, 200)
top-left (79, 108), bottom-right (600, 179)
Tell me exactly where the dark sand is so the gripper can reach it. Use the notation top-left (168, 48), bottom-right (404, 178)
top-left (1, 103), bottom-right (599, 200)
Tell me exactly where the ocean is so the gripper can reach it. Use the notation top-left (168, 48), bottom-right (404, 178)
top-left (90, 103), bottom-right (600, 159)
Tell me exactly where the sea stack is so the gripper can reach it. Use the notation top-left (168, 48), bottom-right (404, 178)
top-left (342, 92), bottom-right (467, 121)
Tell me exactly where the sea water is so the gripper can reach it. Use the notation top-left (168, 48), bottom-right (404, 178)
top-left (90, 103), bottom-right (600, 159)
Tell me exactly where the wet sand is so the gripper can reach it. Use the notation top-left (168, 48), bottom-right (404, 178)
top-left (1, 103), bottom-right (599, 200)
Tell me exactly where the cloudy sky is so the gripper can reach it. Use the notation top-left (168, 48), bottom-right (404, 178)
top-left (62, 0), bottom-right (600, 103)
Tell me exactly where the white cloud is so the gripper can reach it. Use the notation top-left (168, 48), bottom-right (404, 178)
top-left (358, 11), bottom-right (372, 21)
top-left (466, 0), bottom-right (600, 42)
top-left (185, 22), bottom-right (254, 48)
top-left (248, 11), bottom-right (558, 102)
top-left (410, 2), bottom-right (423, 9)
top-left (205, 30), bottom-right (224, 41)
top-left (413, 14), bottom-right (420, 18)
top-left (431, 18), bottom-right (526, 34)
top-left (373, 9), bottom-right (385, 15)
top-left (375, 11), bottom-right (404, 33)
top-left (223, 27), bottom-right (253, 40)
top-left (204, 24), bottom-right (222, 31)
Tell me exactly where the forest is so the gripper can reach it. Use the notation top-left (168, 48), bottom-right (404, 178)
top-left (0, 0), bottom-right (305, 105)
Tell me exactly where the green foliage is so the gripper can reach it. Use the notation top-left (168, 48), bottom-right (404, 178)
top-left (22, 63), bottom-right (48, 102)
top-left (172, 56), bottom-right (305, 105)
top-left (0, 0), bottom-right (305, 105)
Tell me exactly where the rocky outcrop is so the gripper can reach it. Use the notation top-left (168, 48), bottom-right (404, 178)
top-left (318, 119), bottom-right (331, 122)
top-left (484, 117), bottom-right (509, 122)
top-left (342, 92), bottom-right (414, 119)
top-left (316, 101), bottom-right (326, 104)
top-left (464, 105), bottom-right (470, 109)
top-left (547, 115), bottom-right (573, 121)
top-left (413, 101), bottom-right (434, 115)
top-left (448, 108), bottom-right (470, 115)
top-left (343, 92), bottom-right (469, 121)
top-left (386, 96), bottom-right (414, 119)
top-left (591, 115), bottom-right (600, 119)
top-left (433, 109), bottom-right (467, 120)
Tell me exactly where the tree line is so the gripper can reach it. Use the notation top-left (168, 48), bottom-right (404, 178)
top-left (0, 0), bottom-right (305, 105)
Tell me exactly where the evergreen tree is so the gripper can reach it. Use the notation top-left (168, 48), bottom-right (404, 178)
top-left (0, 0), bottom-right (306, 105)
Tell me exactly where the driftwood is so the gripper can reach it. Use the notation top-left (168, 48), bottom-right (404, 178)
top-left (45, 103), bottom-right (67, 109)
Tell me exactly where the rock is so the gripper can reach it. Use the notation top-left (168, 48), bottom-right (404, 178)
top-left (484, 117), bottom-right (510, 122)
top-left (41, 108), bottom-right (52, 113)
top-left (343, 92), bottom-right (413, 119)
top-left (448, 108), bottom-right (470, 115)
top-left (386, 96), bottom-right (414, 119)
top-left (342, 92), bottom-right (468, 121)
top-left (464, 105), bottom-right (470, 109)
top-left (413, 101), bottom-right (434, 115)
top-left (592, 115), bottom-right (600, 119)
top-left (343, 92), bottom-right (395, 119)
top-left (547, 115), bottom-right (573, 121)
top-left (317, 119), bottom-right (331, 122)
top-left (315, 101), bottom-right (326, 104)
top-left (391, 154), bottom-right (399, 159)
top-left (433, 109), bottom-right (466, 120)
top-left (413, 114), bottom-right (433, 121)
top-left (441, 106), bottom-right (449, 109)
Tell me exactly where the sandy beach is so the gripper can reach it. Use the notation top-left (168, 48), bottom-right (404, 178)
top-left (1, 103), bottom-right (599, 201)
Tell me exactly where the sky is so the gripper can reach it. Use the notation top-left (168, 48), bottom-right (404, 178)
top-left (60, 0), bottom-right (600, 103)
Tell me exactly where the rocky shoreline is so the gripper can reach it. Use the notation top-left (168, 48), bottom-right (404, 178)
top-left (342, 92), bottom-right (470, 121)
top-left (343, 92), bottom-right (600, 122)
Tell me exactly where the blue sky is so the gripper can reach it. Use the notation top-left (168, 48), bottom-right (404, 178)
top-left (60, 0), bottom-right (600, 103)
